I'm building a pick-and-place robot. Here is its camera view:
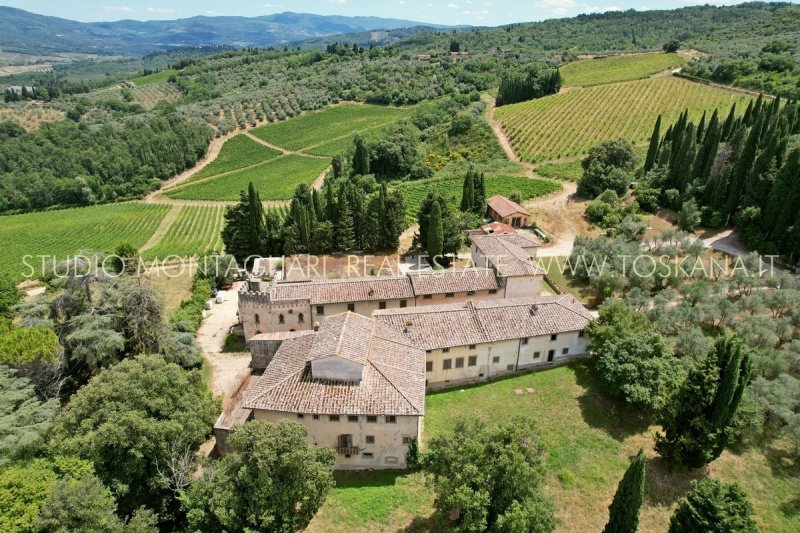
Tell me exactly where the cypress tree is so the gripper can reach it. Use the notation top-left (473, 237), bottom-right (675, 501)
top-left (721, 103), bottom-right (736, 140)
top-left (324, 183), bottom-right (337, 223)
top-left (335, 188), bottom-right (356, 252)
top-left (603, 449), bottom-right (646, 533)
top-left (461, 169), bottom-right (475, 212)
top-left (644, 115), bottom-right (662, 173)
top-left (311, 188), bottom-right (324, 221)
top-left (383, 187), bottom-right (406, 252)
top-left (474, 172), bottom-right (486, 213)
top-left (668, 479), bottom-right (758, 533)
top-left (427, 201), bottom-right (444, 265)
top-left (724, 117), bottom-right (761, 215)
top-left (696, 111), bottom-right (707, 143)
top-left (656, 335), bottom-right (752, 469)
top-left (691, 109), bottom-right (720, 189)
top-left (352, 135), bottom-right (370, 175)
top-left (246, 182), bottom-right (266, 257)
top-left (764, 148), bottom-right (800, 240)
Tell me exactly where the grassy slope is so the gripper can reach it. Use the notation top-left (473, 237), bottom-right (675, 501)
top-left (309, 364), bottom-right (800, 533)
top-left (496, 76), bottom-right (752, 163)
top-left (131, 69), bottom-right (178, 86)
top-left (561, 53), bottom-right (685, 87)
top-left (185, 134), bottom-right (282, 184)
top-left (250, 104), bottom-right (410, 151)
top-left (166, 155), bottom-right (329, 201)
top-left (0, 203), bottom-right (169, 279)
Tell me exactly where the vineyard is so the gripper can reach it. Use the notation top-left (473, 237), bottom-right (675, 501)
top-left (495, 76), bottom-right (752, 163)
top-left (83, 81), bottom-right (182, 109)
top-left (141, 205), bottom-right (225, 260)
top-left (0, 203), bottom-right (169, 279)
top-left (560, 52), bottom-right (685, 87)
top-left (395, 175), bottom-right (561, 224)
top-left (250, 104), bottom-right (410, 154)
top-left (165, 154), bottom-right (330, 201)
top-left (185, 134), bottom-right (282, 184)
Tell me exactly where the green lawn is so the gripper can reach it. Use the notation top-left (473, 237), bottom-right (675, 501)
top-left (561, 53), bottom-right (685, 87)
top-left (250, 104), bottom-right (410, 152)
top-left (0, 203), bottom-right (169, 280)
top-left (535, 159), bottom-right (584, 181)
top-left (396, 175), bottom-right (561, 224)
top-left (186, 134), bottom-right (282, 184)
top-left (308, 364), bottom-right (800, 532)
top-left (165, 155), bottom-right (329, 201)
top-left (130, 69), bottom-right (178, 86)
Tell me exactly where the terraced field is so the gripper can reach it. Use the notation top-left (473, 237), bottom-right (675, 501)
top-left (141, 206), bottom-right (225, 259)
top-left (185, 134), bottom-right (282, 184)
top-left (165, 155), bottom-right (330, 201)
top-left (496, 76), bottom-right (752, 163)
top-left (561, 52), bottom-right (685, 87)
top-left (0, 203), bottom-right (169, 279)
top-left (250, 104), bottom-right (410, 155)
top-left (396, 175), bottom-right (561, 224)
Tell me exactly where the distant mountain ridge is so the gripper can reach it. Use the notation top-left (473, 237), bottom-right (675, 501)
top-left (0, 6), bottom-right (450, 56)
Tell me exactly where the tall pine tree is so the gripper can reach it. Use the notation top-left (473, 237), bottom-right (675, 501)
top-left (427, 201), bottom-right (444, 265)
top-left (644, 115), bottom-right (662, 173)
top-left (461, 169), bottom-right (476, 212)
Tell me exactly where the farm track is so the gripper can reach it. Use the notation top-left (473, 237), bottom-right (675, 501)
top-left (140, 205), bottom-right (182, 252)
top-left (243, 131), bottom-right (328, 159)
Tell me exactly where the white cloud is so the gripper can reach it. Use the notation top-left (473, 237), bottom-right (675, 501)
top-left (448, 3), bottom-right (460, 8)
top-left (146, 7), bottom-right (175, 13)
top-left (263, 3), bottom-right (284, 7)
top-left (103, 5), bottom-right (133, 12)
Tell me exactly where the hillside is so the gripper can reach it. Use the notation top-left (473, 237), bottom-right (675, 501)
top-left (0, 7), bottom-right (447, 57)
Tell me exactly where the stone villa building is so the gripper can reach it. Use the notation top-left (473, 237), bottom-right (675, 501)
top-left (240, 312), bottom-right (426, 470)
top-left (239, 232), bottom-right (546, 340)
top-left (486, 195), bottom-right (531, 228)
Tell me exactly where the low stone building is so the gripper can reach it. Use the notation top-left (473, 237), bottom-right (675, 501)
top-left (486, 195), bottom-right (531, 227)
top-left (240, 266), bottom-right (537, 340)
top-left (469, 232), bottom-right (545, 298)
top-left (241, 312), bottom-right (426, 470)
top-left (374, 295), bottom-right (592, 390)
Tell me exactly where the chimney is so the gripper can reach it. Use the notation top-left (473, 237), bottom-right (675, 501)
top-left (529, 304), bottom-right (539, 316)
top-left (313, 321), bottom-right (321, 332)
top-left (404, 319), bottom-right (413, 333)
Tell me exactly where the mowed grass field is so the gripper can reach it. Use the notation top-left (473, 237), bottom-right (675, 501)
top-left (165, 154), bottom-right (330, 201)
top-left (131, 69), bottom-right (178, 86)
top-left (141, 205), bottom-right (225, 259)
top-left (308, 364), bottom-right (800, 533)
top-left (561, 52), bottom-right (685, 87)
top-left (250, 103), bottom-right (410, 155)
top-left (0, 203), bottom-right (169, 279)
top-left (496, 76), bottom-right (752, 163)
top-left (185, 135), bottom-right (282, 184)
top-left (395, 175), bottom-right (561, 224)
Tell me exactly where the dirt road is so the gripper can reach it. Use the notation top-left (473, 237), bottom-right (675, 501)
top-left (196, 282), bottom-right (251, 399)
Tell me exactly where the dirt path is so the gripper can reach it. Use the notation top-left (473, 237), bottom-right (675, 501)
top-left (243, 131), bottom-right (328, 159)
top-left (139, 205), bottom-right (182, 252)
top-left (311, 166), bottom-right (331, 190)
top-left (196, 281), bottom-right (252, 398)
top-left (144, 131), bottom-right (236, 202)
top-left (483, 94), bottom-right (534, 176)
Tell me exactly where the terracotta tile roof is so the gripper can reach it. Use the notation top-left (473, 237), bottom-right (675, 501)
top-left (470, 233), bottom-right (545, 277)
top-left (374, 295), bottom-right (592, 350)
top-left (407, 268), bottom-right (499, 295)
top-left (270, 276), bottom-right (414, 305)
top-left (482, 221), bottom-right (517, 234)
top-left (249, 331), bottom-right (314, 343)
top-left (244, 313), bottom-right (425, 416)
top-left (487, 195), bottom-right (530, 218)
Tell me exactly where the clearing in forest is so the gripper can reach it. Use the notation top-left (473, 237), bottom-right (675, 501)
top-left (560, 52), bottom-right (685, 87)
top-left (495, 76), bottom-right (752, 163)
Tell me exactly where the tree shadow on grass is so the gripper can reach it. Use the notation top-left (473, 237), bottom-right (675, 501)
top-left (573, 363), bottom-right (652, 441)
top-left (398, 515), bottom-right (439, 533)
top-left (333, 469), bottom-right (408, 489)
top-left (644, 456), bottom-right (707, 508)
top-left (763, 442), bottom-right (800, 480)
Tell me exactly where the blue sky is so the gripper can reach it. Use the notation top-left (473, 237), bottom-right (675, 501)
top-left (3, 0), bottom-right (794, 26)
